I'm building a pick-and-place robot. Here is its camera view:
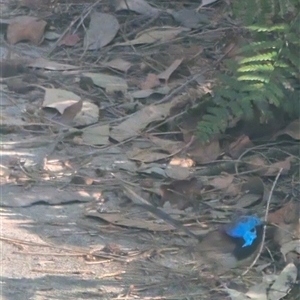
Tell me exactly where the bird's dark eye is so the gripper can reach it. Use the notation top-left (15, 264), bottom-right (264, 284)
top-left (250, 228), bottom-right (256, 233)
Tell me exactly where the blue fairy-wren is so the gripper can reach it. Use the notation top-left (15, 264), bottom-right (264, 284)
top-left (194, 216), bottom-right (263, 270)
top-left (137, 203), bottom-right (263, 271)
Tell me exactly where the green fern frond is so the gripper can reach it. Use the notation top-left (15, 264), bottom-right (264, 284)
top-left (286, 33), bottom-right (300, 44)
top-left (265, 83), bottom-right (284, 98)
top-left (216, 89), bottom-right (239, 101)
top-left (282, 51), bottom-right (300, 70)
top-left (274, 61), bottom-right (290, 68)
top-left (240, 52), bottom-right (278, 64)
top-left (238, 74), bottom-right (271, 83)
top-left (247, 24), bottom-right (288, 32)
top-left (238, 64), bottom-right (275, 73)
top-left (237, 41), bottom-right (283, 54)
top-left (196, 0), bottom-right (299, 142)
top-left (262, 87), bottom-right (281, 106)
top-left (229, 101), bottom-right (245, 117)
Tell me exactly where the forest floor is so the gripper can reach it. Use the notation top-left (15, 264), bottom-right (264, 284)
top-left (1, 1), bottom-right (299, 299)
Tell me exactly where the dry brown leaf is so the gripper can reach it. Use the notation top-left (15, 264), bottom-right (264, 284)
top-left (131, 86), bottom-right (170, 99)
top-left (188, 139), bottom-right (221, 164)
top-left (280, 241), bottom-right (300, 261)
top-left (126, 147), bottom-right (169, 163)
top-left (158, 58), bottom-right (183, 82)
top-left (1, 185), bottom-right (92, 207)
top-left (7, 16), bottom-right (46, 45)
top-left (110, 102), bottom-right (173, 142)
top-left (116, 27), bottom-right (190, 46)
top-left (224, 183), bottom-right (241, 198)
top-left (73, 101), bottom-right (99, 126)
top-left (268, 201), bottom-right (299, 248)
top-left (82, 125), bottom-right (109, 146)
top-left (263, 156), bottom-right (293, 176)
top-left (207, 174), bottom-right (234, 190)
top-left (140, 73), bottom-right (160, 89)
top-left (165, 165), bottom-right (190, 180)
top-left (102, 58), bottom-right (132, 72)
top-left (83, 72), bottom-right (127, 92)
top-left (148, 135), bottom-right (185, 154)
top-left (247, 156), bottom-right (268, 174)
top-left (170, 9), bottom-right (209, 29)
top-left (268, 201), bottom-right (299, 225)
top-left (223, 177), bottom-right (264, 204)
top-left (169, 157), bottom-right (194, 168)
top-left (115, 0), bottom-right (159, 17)
top-left (60, 99), bottom-right (83, 125)
top-left (85, 211), bottom-right (175, 232)
top-left (200, 0), bottom-right (219, 7)
top-left (241, 176), bottom-right (265, 195)
top-left (234, 193), bottom-right (262, 209)
top-left (42, 88), bottom-right (81, 114)
top-left (246, 281), bottom-right (268, 300)
top-left (268, 263), bottom-right (297, 300)
top-left (274, 119), bottom-right (300, 140)
top-left (228, 135), bottom-right (254, 159)
top-left (58, 33), bottom-right (80, 46)
top-left (227, 176), bottom-right (265, 208)
top-left (26, 58), bottom-right (79, 70)
top-left (44, 31), bottom-right (61, 41)
top-left (84, 12), bottom-right (119, 50)
top-left (246, 155), bottom-right (292, 177)
top-left (160, 177), bottom-right (202, 209)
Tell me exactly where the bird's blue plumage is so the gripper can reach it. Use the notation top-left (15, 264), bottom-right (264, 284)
top-left (225, 216), bottom-right (262, 247)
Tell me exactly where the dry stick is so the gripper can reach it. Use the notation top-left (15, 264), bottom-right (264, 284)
top-left (46, 0), bottom-right (102, 57)
top-left (31, 268), bottom-right (94, 275)
top-left (0, 235), bottom-right (87, 255)
top-left (156, 71), bottom-right (207, 104)
top-left (242, 168), bottom-right (283, 276)
top-left (120, 184), bottom-right (200, 240)
top-left (46, 17), bottom-right (80, 57)
top-left (14, 251), bottom-right (82, 256)
top-left (234, 142), bottom-right (286, 175)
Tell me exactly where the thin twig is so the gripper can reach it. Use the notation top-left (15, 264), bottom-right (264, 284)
top-left (156, 71), bottom-right (208, 104)
top-left (32, 268), bottom-right (94, 275)
top-left (47, 0), bottom-right (102, 57)
top-left (0, 235), bottom-right (87, 254)
top-left (242, 168), bottom-right (283, 276)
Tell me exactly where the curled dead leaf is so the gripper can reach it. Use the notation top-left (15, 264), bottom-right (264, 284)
top-left (188, 139), bottom-right (221, 164)
top-left (263, 156), bottom-right (293, 176)
top-left (60, 100), bottom-right (83, 125)
top-left (58, 34), bottom-right (80, 46)
top-left (7, 16), bottom-right (46, 45)
top-left (165, 165), bottom-right (190, 180)
top-left (268, 201), bottom-right (299, 250)
top-left (268, 263), bottom-right (297, 300)
top-left (228, 135), bottom-right (254, 159)
top-left (160, 177), bottom-right (202, 209)
top-left (140, 73), bottom-right (160, 90)
top-left (274, 119), bottom-right (300, 140)
top-left (207, 174), bottom-right (234, 190)
top-left (158, 58), bottom-right (183, 82)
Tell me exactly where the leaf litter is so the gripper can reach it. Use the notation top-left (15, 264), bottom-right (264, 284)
top-left (0, 1), bottom-right (299, 300)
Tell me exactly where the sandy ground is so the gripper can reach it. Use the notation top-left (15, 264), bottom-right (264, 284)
top-left (1, 202), bottom-right (136, 300)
